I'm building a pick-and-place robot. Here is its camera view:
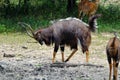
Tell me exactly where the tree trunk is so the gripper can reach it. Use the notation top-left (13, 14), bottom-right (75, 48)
top-left (16, 0), bottom-right (22, 15)
top-left (23, 0), bottom-right (30, 15)
top-left (4, 0), bottom-right (10, 17)
top-left (67, 0), bottom-right (76, 12)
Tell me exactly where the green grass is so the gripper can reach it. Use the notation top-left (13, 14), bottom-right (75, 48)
top-left (98, 20), bottom-right (120, 32)
top-left (0, 16), bottom-right (120, 33)
top-left (0, 16), bottom-right (50, 33)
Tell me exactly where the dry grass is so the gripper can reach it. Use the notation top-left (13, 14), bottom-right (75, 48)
top-left (0, 32), bottom-right (114, 65)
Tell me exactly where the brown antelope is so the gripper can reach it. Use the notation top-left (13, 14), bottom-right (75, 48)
top-left (106, 32), bottom-right (120, 80)
top-left (78, 0), bottom-right (99, 20)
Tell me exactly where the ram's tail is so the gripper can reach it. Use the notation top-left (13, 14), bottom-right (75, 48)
top-left (88, 14), bottom-right (101, 32)
top-left (110, 32), bottom-right (118, 48)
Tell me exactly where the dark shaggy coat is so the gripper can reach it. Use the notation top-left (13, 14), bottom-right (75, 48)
top-left (36, 18), bottom-right (90, 52)
top-left (19, 14), bottom-right (101, 63)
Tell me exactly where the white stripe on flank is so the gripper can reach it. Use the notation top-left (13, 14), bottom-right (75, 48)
top-left (58, 17), bottom-right (89, 26)
top-left (50, 17), bottom-right (89, 26)
top-left (77, 38), bottom-right (81, 47)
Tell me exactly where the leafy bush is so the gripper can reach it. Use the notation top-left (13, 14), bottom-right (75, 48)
top-left (0, 0), bottom-right (120, 33)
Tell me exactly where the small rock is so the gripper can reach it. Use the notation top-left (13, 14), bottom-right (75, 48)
top-left (3, 53), bottom-right (15, 57)
top-left (22, 46), bottom-right (28, 49)
top-left (0, 65), bottom-right (4, 71)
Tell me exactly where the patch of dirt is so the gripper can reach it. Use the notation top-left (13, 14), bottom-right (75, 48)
top-left (0, 33), bottom-right (120, 80)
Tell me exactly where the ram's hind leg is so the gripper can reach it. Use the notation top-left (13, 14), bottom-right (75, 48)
top-left (64, 49), bottom-right (78, 62)
top-left (86, 50), bottom-right (89, 62)
top-left (107, 51), bottom-right (112, 80)
top-left (113, 60), bottom-right (119, 80)
top-left (109, 62), bottom-right (112, 80)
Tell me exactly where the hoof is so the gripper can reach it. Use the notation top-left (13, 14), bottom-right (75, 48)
top-left (64, 59), bottom-right (69, 62)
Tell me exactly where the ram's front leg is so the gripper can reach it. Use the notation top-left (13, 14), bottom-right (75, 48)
top-left (60, 45), bottom-right (65, 62)
top-left (52, 52), bottom-right (56, 63)
top-left (52, 43), bottom-right (59, 63)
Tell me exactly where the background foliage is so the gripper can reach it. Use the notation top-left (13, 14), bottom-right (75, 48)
top-left (0, 0), bottom-right (120, 33)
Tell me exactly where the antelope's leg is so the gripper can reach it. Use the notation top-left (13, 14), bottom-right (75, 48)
top-left (78, 10), bottom-right (82, 19)
top-left (61, 52), bottom-right (64, 62)
top-left (106, 51), bottom-right (112, 80)
top-left (109, 63), bottom-right (112, 80)
top-left (86, 50), bottom-right (89, 62)
top-left (52, 43), bottom-right (59, 63)
top-left (52, 52), bottom-right (57, 63)
top-left (113, 60), bottom-right (119, 80)
top-left (64, 49), bottom-right (78, 62)
top-left (80, 11), bottom-right (84, 20)
top-left (60, 45), bottom-right (65, 62)
top-left (82, 12), bottom-right (86, 18)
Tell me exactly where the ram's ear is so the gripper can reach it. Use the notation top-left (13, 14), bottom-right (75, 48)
top-left (35, 30), bottom-right (44, 45)
top-left (35, 29), bottom-right (43, 34)
top-left (33, 30), bottom-right (41, 40)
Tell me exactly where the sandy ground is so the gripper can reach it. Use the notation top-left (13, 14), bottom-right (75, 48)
top-left (0, 33), bottom-right (120, 80)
